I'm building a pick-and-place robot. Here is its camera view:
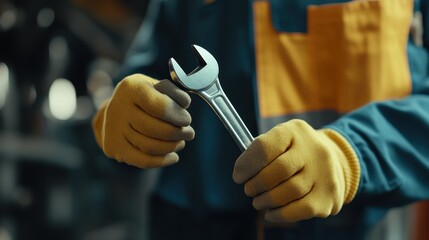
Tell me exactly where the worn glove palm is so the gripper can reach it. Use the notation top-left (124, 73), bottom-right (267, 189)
top-left (233, 119), bottom-right (360, 223)
top-left (92, 74), bottom-right (195, 169)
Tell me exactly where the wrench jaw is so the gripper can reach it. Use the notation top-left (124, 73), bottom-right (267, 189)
top-left (168, 45), bottom-right (219, 92)
top-left (190, 45), bottom-right (207, 74)
top-left (191, 45), bottom-right (219, 76)
top-left (168, 57), bottom-right (190, 91)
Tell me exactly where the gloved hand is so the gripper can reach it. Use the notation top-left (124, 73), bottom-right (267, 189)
top-left (92, 74), bottom-right (195, 169)
top-left (233, 119), bottom-right (360, 223)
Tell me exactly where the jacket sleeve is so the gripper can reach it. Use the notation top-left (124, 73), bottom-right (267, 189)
top-left (326, 93), bottom-right (429, 207)
top-left (114, 0), bottom-right (174, 83)
top-left (323, 0), bottom-right (429, 208)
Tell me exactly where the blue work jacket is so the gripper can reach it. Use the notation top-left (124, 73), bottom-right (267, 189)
top-left (118, 0), bottom-right (429, 239)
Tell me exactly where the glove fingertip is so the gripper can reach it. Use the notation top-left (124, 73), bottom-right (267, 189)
top-left (163, 152), bottom-right (180, 166)
top-left (178, 92), bottom-right (191, 109)
top-left (232, 168), bottom-right (246, 184)
top-left (162, 104), bottom-right (192, 127)
top-left (180, 110), bottom-right (192, 126)
top-left (232, 150), bottom-right (258, 184)
top-left (183, 126), bottom-right (195, 141)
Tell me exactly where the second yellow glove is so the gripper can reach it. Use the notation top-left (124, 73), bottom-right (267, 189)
top-left (233, 119), bottom-right (360, 223)
top-left (92, 74), bottom-right (195, 169)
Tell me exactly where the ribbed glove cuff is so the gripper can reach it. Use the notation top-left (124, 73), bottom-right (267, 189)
top-left (321, 129), bottom-right (361, 204)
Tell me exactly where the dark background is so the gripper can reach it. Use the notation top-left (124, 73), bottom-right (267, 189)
top-left (0, 0), bottom-right (152, 239)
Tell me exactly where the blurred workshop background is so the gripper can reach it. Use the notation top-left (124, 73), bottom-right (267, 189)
top-left (0, 0), bottom-right (428, 240)
top-left (0, 0), bottom-right (157, 239)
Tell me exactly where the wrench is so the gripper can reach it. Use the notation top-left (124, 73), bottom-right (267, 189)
top-left (168, 45), bottom-right (254, 151)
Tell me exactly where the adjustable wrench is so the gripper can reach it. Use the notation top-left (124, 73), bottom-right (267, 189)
top-left (168, 45), bottom-right (254, 151)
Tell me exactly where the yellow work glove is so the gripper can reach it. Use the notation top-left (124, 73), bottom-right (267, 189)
top-left (233, 119), bottom-right (360, 223)
top-left (92, 74), bottom-right (195, 169)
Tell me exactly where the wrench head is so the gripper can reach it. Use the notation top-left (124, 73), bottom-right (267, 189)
top-left (169, 45), bottom-right (219, 92)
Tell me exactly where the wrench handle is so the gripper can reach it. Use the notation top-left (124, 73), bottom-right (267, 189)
top-left (199, 79), bottom-right (254, 152)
